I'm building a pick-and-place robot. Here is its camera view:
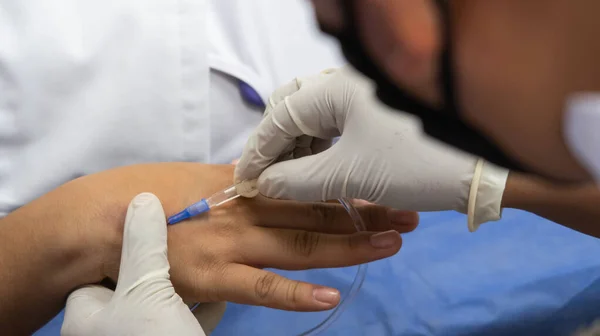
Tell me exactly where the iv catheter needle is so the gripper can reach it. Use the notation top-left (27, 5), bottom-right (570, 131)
top-left (167, 184), bottom-right (240, 224)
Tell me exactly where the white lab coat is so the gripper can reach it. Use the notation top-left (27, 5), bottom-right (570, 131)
top-left (0, 0), bottom-right (345, 217)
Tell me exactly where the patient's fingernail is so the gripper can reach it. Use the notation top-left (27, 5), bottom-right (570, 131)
top-left (313, 287), bottom-right (340, 306)
top-left (388, 209), bottom-right (417, 226)
top-left (370, 230), bottom-right (400, 249)
top-left (352, 199), bottom-right (371, 206)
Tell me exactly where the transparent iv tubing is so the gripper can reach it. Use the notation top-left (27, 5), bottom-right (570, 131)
top-left (207, 185), bottom-right (240, 207)
top-left (297, 197), bottom-right (368, 336)
top-left (190, 197), bottom-right (367, 335)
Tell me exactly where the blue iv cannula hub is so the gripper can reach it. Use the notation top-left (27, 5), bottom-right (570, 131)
top-left (168, 185), bottom-right (240, 224)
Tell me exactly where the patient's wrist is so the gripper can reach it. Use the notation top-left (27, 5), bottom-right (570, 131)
top-left (60, 191), bottom-right (123, 289)
top-left (500, 172), bottom-right (547, 210)
top-left (95, 197), bottom-right (128, 282)
top-left (48, 177), bottom-right (128, 285)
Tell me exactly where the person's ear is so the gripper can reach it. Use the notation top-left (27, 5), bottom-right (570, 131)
top-left (357, 0), bottom-right (443, 106)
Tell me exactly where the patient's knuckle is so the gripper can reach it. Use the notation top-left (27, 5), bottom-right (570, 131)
top-left (205, 286), bottom-right (223, 303)
top-left (309, 203), bottom-right (337, 227)
top-left (364, 205), bottom-right (387, 229)
top-left (211, 260), bottom-right (229, 278)
top-left (254, 272), bottom-right (280, 300)
top-left (346, 234), bottom-right (361, 252)
top-left (199, 257), bottom-right (224, 280)
top-left (290, 230), bottom-right (321, 257)
top-left (204, 262), bottom-right (228, 302)
top-left (285, 281), bottom-right (302, 307)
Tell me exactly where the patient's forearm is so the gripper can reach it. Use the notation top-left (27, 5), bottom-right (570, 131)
top-left (0, 187), bottom-right (112, 335)
top-left (502, 172), bottom-right (600, 237)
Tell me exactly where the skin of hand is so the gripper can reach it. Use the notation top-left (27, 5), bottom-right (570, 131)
top-left (0, 163), bottom-right (417, 335)
top-left (312, 0), bottom-right (600, 182)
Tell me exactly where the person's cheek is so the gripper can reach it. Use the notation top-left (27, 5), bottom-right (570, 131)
top-left (356, 3), bottom-right (396, 64)
top-left (311, 0), bottom-right (344, 32)
top-left (356, 0), bottom-right (441, 106)
top-left (453, 14), bottom-right (591, 182)
top-left (461, 85), bottom-right (590, 182)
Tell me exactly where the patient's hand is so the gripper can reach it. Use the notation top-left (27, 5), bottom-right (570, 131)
top-left (61, 163), bottom-right (418, 312)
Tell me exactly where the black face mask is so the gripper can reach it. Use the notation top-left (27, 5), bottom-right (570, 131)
top-left (318, 0), bottom-right (529, 173)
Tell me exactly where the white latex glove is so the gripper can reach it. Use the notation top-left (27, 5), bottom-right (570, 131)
top-left (235, 67), bottom-right (509, 230)
top-left (61, 193), bottom-right (206, 336)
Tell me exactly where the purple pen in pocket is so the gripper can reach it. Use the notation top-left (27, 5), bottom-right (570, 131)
top-left (238, 80), bottom-right (266, 109)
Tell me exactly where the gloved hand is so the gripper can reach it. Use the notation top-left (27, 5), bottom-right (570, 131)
top-left (235, 67), bottom-right (509, 230)
top-left (61, 193), bottom-right (208, 336)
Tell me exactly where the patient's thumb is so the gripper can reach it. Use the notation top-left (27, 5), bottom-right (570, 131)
top-left (258, 152), bottom-right (341, 202)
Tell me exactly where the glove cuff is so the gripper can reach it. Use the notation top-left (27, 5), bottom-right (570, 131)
top-left (467, 159), bottom-right (509, 232)
top-left (192, 302), bottom-right (227, 335)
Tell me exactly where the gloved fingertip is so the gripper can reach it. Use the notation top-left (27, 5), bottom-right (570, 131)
top-left (131, 192), bottom-right (160, 208)
top-left (235, 179), bottom-right (259, 198)
top-left (256, 169), bottom-right (287, 199)
top-left (123, 192), bottom-right (167, 243)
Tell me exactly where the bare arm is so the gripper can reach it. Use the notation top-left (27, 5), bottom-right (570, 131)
top-left (0, 185), bottom-right (115, 335)
top-left (502, 172), bottom-right (600, 237)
